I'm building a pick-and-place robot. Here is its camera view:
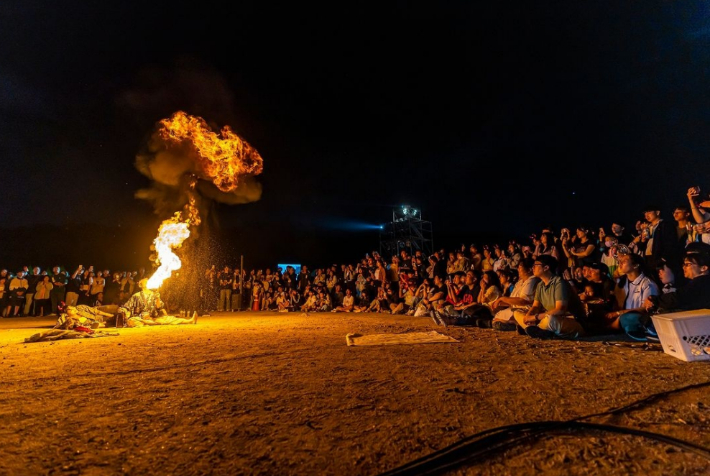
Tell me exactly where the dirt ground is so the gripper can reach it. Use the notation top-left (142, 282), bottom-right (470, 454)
top-left (1, 311), bottom-right (709, 475)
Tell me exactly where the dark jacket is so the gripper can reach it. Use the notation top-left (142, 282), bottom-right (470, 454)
top-left (649, 220), bottom-right (684, 269)
top-left (657, 274), bottom-right (710, 311)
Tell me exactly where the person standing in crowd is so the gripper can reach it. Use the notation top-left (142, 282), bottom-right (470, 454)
top-left (9, 271), bottom-right (28, 317)
top-left (673, 206), bottom-right (691, 246)
top-left (34, 275), bottom-right (53, 317)
top-left (103, 272), bottom-right (122, 305)
top-left (78, 268), bottom-right (93, 305)
top-left (50, 267), bottom-right (67, 314)
top-left (607, 223), bottom-right (634, 246)
top-left (637, 205), bottom-right (683, 273)
top-left (0, 269), bottom-right (9, 317)
top-left (218, 266), bottom-right (232, 312)
top-left (90, 270), bottom-right (105, 304)
top-left (24, 266), bottom-right (41, 317)
top-left (66, 266), bottom-right (83, 307)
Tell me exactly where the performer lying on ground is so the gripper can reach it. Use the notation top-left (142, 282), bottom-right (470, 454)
top-left (118, 279), bottom-right (196, 327)
top-left (54, 303), bottom-right (117, 329)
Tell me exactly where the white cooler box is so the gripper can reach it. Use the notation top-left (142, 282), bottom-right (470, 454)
top-left (651, 309), bottom-right (710, 362)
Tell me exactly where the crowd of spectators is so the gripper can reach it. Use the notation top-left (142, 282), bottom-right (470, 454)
top-left (205, 186), bottom-right (710, 341)
top-left (4, 187), bottom-right (710, 342)
top-left (0, 266), bottom-right (148, 318)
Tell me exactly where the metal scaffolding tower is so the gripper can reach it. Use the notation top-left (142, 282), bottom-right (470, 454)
top-left (379, 205), bottom-right (434, 258)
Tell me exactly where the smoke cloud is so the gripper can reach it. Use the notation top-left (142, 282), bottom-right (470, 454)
top-left (121, 61), bottom-right (263, 220)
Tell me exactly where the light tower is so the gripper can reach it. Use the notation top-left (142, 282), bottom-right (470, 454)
top-left (379, 205), bottom-right (434, 258)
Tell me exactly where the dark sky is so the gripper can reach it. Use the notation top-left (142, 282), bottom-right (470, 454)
top-left (3, 1), bottom-right (710, 267)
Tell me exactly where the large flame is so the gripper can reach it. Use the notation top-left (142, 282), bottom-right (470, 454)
top-left (146, 189), bottom-right (201, 290)
top-left (145, 111), bottom-right (262, 290)
top-left (146, 213), bottom-right (192, 290)
top-left (158, 111), bottom-right (264, 193)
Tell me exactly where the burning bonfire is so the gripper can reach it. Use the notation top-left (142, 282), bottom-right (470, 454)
top-left (144, 111), bottom-right (264, 290)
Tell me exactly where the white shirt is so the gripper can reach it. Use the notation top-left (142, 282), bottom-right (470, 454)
top-left (511, 276), bottom-right (540, 302)
top-left (622, 273), bottom-right (659, 310)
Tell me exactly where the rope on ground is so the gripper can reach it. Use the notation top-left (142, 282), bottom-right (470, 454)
top-left (378, 380), bottom-right (710, 476)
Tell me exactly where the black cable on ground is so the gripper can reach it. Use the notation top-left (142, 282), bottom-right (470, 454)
top-left (378, 380), bottom-right (710, 476)
top-left (378, 421), bottom-right (710, 476)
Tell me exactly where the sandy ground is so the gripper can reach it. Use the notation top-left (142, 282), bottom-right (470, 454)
top-left (1, 311), bottom-right (709, 475)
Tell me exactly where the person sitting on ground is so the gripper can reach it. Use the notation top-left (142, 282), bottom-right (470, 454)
top-left (353, 290), bottom-right (370, 313)
top-left (118, 279), bottom-right (196, 327)
top-left (332, 284), bottom-right (345, 308)
top-left (433, 271), bottom-right (493, 327)
top-left (286, 288), bottom-right (301, 312)
top-left (603, 254), bottom-right (659, 339)
top-left (313, 289), bottom-right (328, 312)
top-left (563, 227), bottom-right (598, 268)
top-left (395, 280), bottom-right (417, 315)
top-left (413, 276), bottom-right (445, 317)
top-left (491, 258), bottom-right (540, 331)
top-left (443, 272), bottom-right (465, 309)
top-left (378, 283), bottom-right (395, 312)
top-left (656, 258), bottom-right (677, 294)
top-left (600, 235), bottom-right (620, 278)
top-left (645, 247), bottom-right (710, 313)
top-left (478, 271), bottom-right (502, 307)
top-left (492, 246), bottom-right (508, 272)
top-left (513, 255), bottom-right (586, 339)
top-left (470, 245), bottom-right (483, 271)
top-left (276, 289), bottom-right (289, 312)
top-left (507, 244), bottom-right (522, 270)
top-left (453, 251), bottom-right (470, 273)
top-left (368, 287), bottom-right (388, 313)
top-left (301, 290), bottom-right (317, 312)
top-left (333, 288), bottom-right (355, 312)
top-left (535, 232), bottom-right (560, 262)
top-left (497, 269), bottom-right (516, 297)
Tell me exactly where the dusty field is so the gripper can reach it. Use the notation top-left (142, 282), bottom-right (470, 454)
top-left (1, 311), bottom-right (709, 475)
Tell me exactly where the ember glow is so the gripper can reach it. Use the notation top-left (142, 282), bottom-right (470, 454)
top-left (159, 111), bottom-right (264, 193)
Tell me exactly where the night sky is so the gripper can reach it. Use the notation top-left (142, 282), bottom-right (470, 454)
top-left (3, 1), bottom-right (710, 269)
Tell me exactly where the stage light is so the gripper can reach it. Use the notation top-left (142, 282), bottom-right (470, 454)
top-left (402, 207), bottom-right (409, 215)
top-left (379, 225), bottom-right (384, 230)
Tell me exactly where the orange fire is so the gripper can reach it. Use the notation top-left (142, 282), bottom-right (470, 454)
top-left (159, 111), bottom-right (264, 192)
top-left (147, 185), bottom-right (201, 290)
top-left (145, 111), bottom-right (263, 290)
top-left (146, 212), bottom-right (192, 290)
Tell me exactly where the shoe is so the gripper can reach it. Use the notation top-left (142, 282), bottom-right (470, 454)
top-left (525, 326), bottom-right (554, 339)
top-left (430, 311), bottom-right (443, 326)
top-left (438, 314), bottom-right (453, 327)
top-left (476, 318), bottom-right (492, 328)
top-left (626, 330), bottom-right (647, 342)
top-left (493, 321), bottom-right (517, 332)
